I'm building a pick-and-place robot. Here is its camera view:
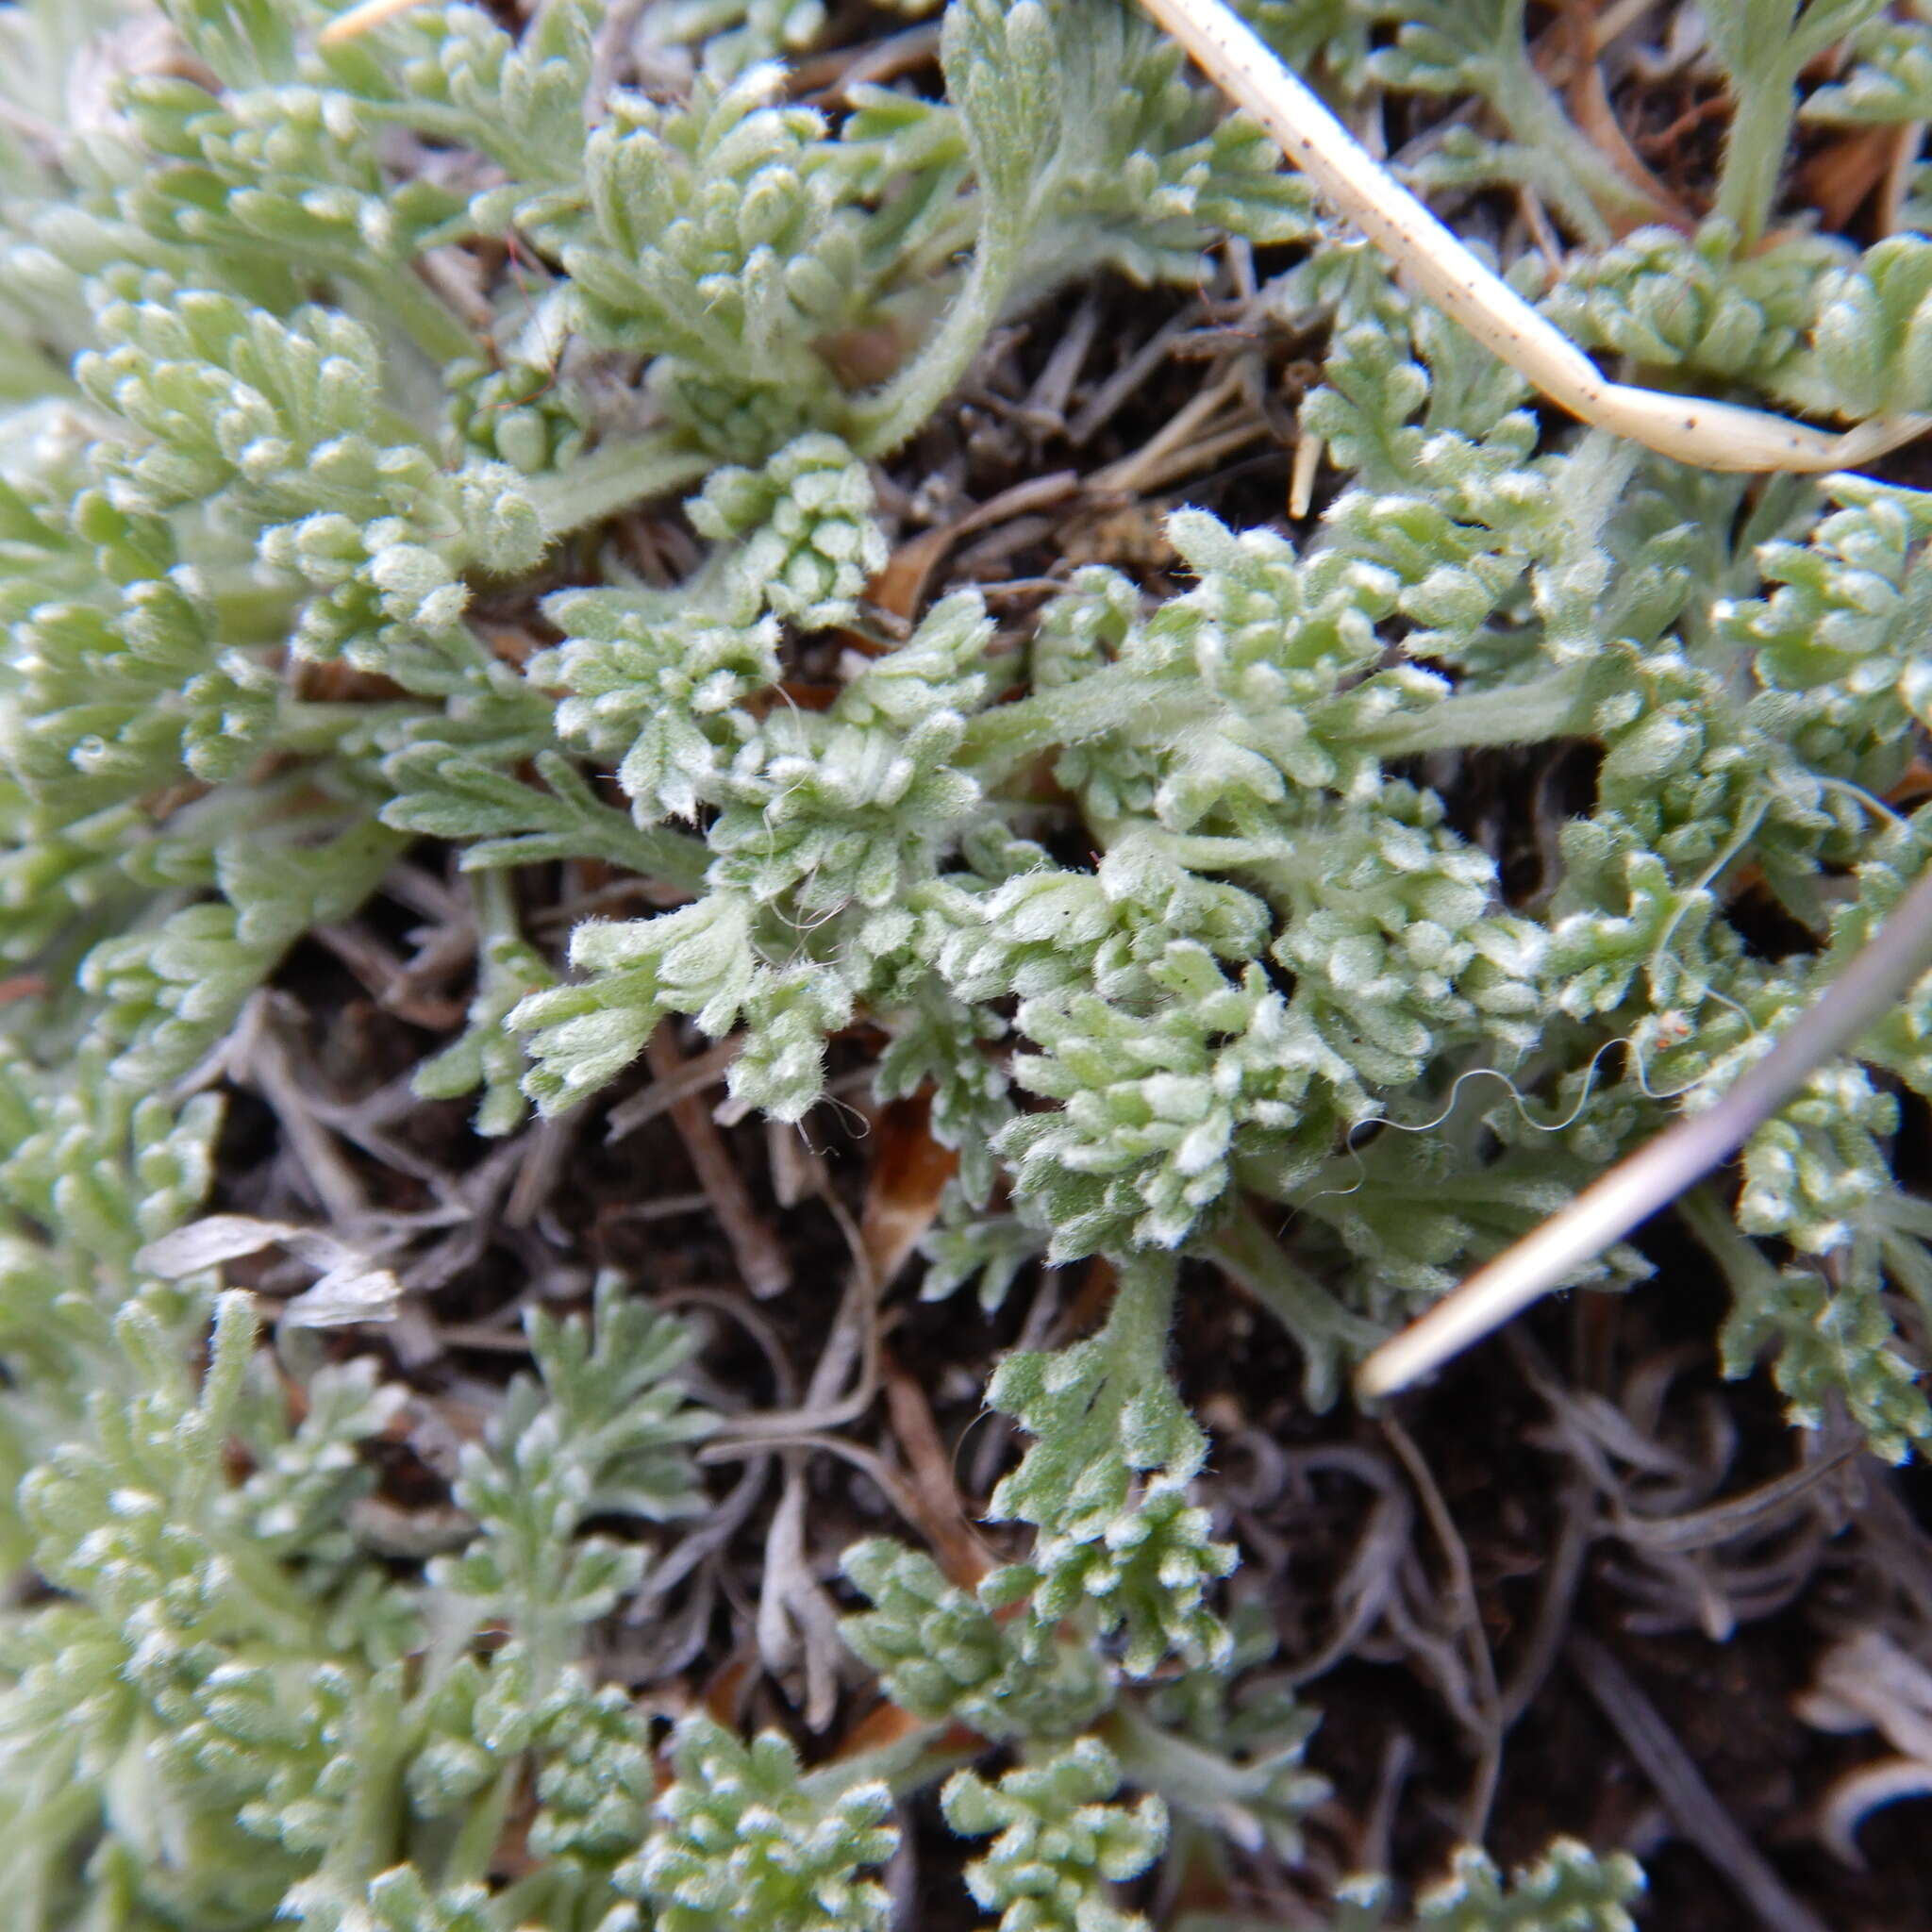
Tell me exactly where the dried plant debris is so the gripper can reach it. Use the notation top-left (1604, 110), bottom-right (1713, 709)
top-left (3, 0), bottom-right (1932, 1924)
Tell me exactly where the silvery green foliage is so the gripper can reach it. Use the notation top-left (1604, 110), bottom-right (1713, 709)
top-left (1320, 1840), bottom-right (1644, 1932)
top-left (349, 1868), bottom-right (503, 1932)
top-left (3, 1291), bottom-right (408, 1924)
top-left (1725, 475), bottom-right (1932, 753)
top-left (10, 0), bottom-right (1932, 1918)
top-left (229, 1350), bottom-right (408, 1571)
top-left (511, 586), bottom-right (1003, 1120)
top-left (1411, 1841), bottom-right (1644, 1932)
top-left (1541, 221), bottom-right (1932, 429)
top-left (941, 1736), bottom-right (1169, 1932)
top-left (79, 819), bottom-right (403, 1086)
top-left (1542, 222), bottom-right (1831, 391)
top-left (431, 1271), bottom-right (714, 1648)
top-left (324, 0), bottom-right (1308, 465)
top-left (841, 1539), bottom-right (1113, 1739)
top-left (1361, 0), bottom-right (1656, 238)
top-left (74, 280), bottom-right (543, 653)
top-left (1108, 1602), bottom-right (1329, 1864)
top-left (838, 1541), bottom-right (1329, 1897)
top-left (1709, 1196), bottom-right (1932, 1463)
top-left (1804, 0), bottom-right (1932, 122)
top-left (0, 1170), bottom-right (718, 1927)
top-left (536, 433), bottom-right (881, 822)
top-left (623, 1716), bottom-right (899, 1932)
top-left (977, 1256), bottom-right (1238, 1676)
top-left (410, 874), bottom-right (554, 1136)
top-left (690, 431), bottom-right (891, 628)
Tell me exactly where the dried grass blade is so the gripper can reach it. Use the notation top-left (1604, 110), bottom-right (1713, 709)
top-left (1359, 860), bottom-right (1932, 1397)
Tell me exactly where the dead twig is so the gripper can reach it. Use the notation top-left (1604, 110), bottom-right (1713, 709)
top-left (1498, 1474), bottom-right (1592, 1727)
top-left (1136, 0), bottom-right (1930, 472)
top-left (1024, 295), bottom-right (1104, 427)
top-left (1606, 1437), bottom-right (1861, 1554)
top-left (1361, 859), bottom-right (1932, 1397)
top-left (1880, 120), bottom-right (1926, 239)
top-left (644, 1024), bottom-right (791, 1299)
top-left (1277, 1445), bottom-right (1415, 1687)
top-left (706, 1186), bottom-right (883, 1441)
top-left (882, 1347), bottom-right (992, 1586)
top-left (1383, 1415), bottom-right (1504, 1840)
top-left (605, 1033), bottom-right (743, 1143)
top-left (243, 1013), bottom-right (373, 1231)
top-left (506, 1109), bottom-right (584, 1230)
top-left (793, 20), bottom-right (943, 100)
top-left (755, 1458), bottom-right (849, 1729)
top-left (1065, 311), bottom-right (1200, 446)
top-left (1567, 1631), bottom-right (1832, 1932)
top-left (1084, 366), bottom-right (1251, 497)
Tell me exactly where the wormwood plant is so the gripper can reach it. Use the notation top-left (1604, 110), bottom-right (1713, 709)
top-left (2, 0), bottom-right (1932, 1920)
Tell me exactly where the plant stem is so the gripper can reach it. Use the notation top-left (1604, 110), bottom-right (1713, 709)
top-left (846, 234), bottom-right (1019, 459)
top-left (801, 1720), bottom-right (980, 1804)
top-left (1360, 660), bottom-right (1600, 757)
top-left (377, 266), bottom-right (483, 367)
top-left (1482, 45), bottom-right (1653, 243)
top-left (1713, 64), bottom-right (1801, 251)
top-left (322, 1670), bottom-right (417, 1896)
top-left (445, 1762), bottom-right (521, 1886)
top-left (1204, 1200), bottom-right (1383, 1411)
top-left (959, 670), bottom-right (1193, 780)
top-left (524, 436), bottom-right (715, 541)
top-left (1675, 1179), bottom-right (1777, 1293)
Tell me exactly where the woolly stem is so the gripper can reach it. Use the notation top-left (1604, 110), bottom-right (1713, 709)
top-left (1712, 64), bottom-right (1801, 252)
top-left (846, 233), bottom-right (1020, 459)
top-left (959, 669), bottom-right (1194, 780)
top-left (1205, 1200), bottom-right (1383, 1411)
top-left (1479, 42), bottom-right (1651, 242)
top-left (802, 1720), bottom-right (981, 1804)
top-left (1359, 660), bottom-right (1600, 756)
top-left (966, 658), bottom-right (1597, 792)
top-left (524, 436), bottom-right (715, 541)
top-left (1675, 1180), bottom-right (1778, 1297)
top-left (307, 1670), bottom-right (418, 1900)
top-left (378, 266), bottom-right (484, 367)
top-left (444, 1763), bottom-right (522, 1887)
top-left (1103, 1695), bottom-right (1315, 1850)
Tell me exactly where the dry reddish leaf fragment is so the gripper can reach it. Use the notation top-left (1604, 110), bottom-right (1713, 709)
top-left (882, 1345), bottom-right (991, 1587)
top-left (858, 1090), bottom-right (958, 1289)
top-left (865, 524), bottom-right (957, 628)
top-left (1800, 125), bottom-right (1898, 232)
top-left (858, 472), bottom-right (1082, 642)
top-left (833, 1694), bottom-right (932, 1759)
top-left (697, 1653), bottom-right (757, 1733)
top-left (1549, 3), bottom-right (1695, 232)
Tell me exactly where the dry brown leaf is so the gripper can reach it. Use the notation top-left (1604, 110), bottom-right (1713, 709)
top-left (866, 524), bottom-right (957, 625)
top-left (858, 1089), bottom-right (958, 1288)
top-left (1801, 125), bottom-right (1897, 231)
